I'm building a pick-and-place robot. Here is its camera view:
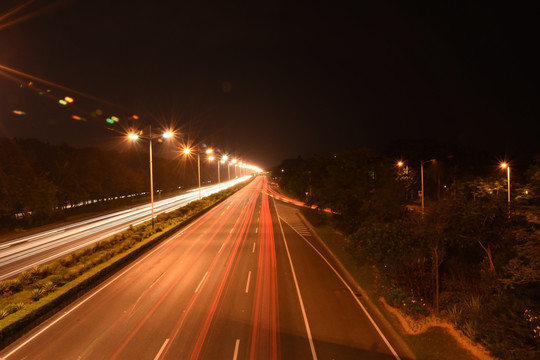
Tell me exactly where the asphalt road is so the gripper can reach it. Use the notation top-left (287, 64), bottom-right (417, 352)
top-left (0, 176), bottom-right (414, 359)
top-left (0, 178), bottom-right (247, 280)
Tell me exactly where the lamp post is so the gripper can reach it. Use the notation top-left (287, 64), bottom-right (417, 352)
top-left (501, 162), bottom-right (511, 206)
top-left (396, 160), bottom-right (410, 200)
top-left (421, 159), bottom-right (436, 213)
top-left (232, 158), bottom-right (238, 178)
top-left (207, 151), bottom-right (222, 189)
top-left (220, 155), bottom-right (230, 182)
top-left (128, 125), bottom-right (173, 229)
top-left (183, 147), bottom-right (203, 200)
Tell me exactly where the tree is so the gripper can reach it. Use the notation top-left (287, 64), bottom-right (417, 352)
top-left (349, 214), bottom-right (433, 304)
top-left (523, 154), bottom-right (540, 205)
top-left (502, 227), bottom-right (540, 288)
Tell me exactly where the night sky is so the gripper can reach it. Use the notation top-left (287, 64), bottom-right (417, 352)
top-left (0, 1), bottom-right (538, 169)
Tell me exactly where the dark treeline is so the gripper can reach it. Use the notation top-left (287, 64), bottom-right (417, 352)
top-left (0, 138), bottom-right (211, 229)
top-left (272, 142), bottom-right (540, 359)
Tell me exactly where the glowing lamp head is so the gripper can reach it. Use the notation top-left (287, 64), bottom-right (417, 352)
top-left (162, 131), bottom-right (173, 139)
top-left (501, 162), bottom-right (508, 169)
top-left (183, 148), bottom-right (191, 155)
top-left (128, 133), bottom-right (139, 140)
top-left (397, 161), bottom-right (403, 167)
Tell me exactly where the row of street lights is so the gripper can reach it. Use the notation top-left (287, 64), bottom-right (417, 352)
top-left (182, 147), bottom-right (244, 200)
top-left (127, 127), bottom-right (259, 228)
top-left (127, 125), bottom-right (173, 229)
top-left (398, 159), bottom-right (512, 213)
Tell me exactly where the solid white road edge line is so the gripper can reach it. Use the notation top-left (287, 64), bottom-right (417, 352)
top-left (271, 198), bottom-right (318, 360)
top-left (280, 216), bottom-right (402, 360)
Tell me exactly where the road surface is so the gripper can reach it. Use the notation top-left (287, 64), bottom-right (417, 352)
top-left (0, 178), bottom-right (247, 280)
top-left (0, 176), bottom-right (414, 359)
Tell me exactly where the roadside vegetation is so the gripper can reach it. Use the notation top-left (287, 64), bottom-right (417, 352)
top-left (0, 138), bottom-right (211, 231)
top-left (0, 181), bottom-right (249, 347)
top-left (274, 144), bottom-right (540, 360)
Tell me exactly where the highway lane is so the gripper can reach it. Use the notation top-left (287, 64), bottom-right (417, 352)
top-left (0, 176), bottom-right (413, 359)
top-left (0, 177), bottom-right (248, 280)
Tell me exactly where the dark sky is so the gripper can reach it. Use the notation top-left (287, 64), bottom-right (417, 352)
top-left (0, 1), bottom-right (538, 169)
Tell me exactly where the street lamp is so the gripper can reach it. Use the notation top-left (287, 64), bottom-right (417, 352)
top-left (501, 162), bottom-right (511, 205)
top-left (220, 158), bottom-right (226, 187)
top-left (128, 125), bottom-right (174, 229)
top-left (182, 147), bottom-right (203, 200)
top-left (207, 152), bottom-right (221, 189)
top-left (421, 159), bottom-right (436, 213)
top-left (231, 158), bottom-right (238, 178)
top-left (396, 160), bottom-right (409, 174)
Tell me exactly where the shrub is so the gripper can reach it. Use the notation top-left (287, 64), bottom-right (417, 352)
top-left (0, 281), bottom-right (8, 294)
top-left (42, 281), bottom-right (56, 294)
top-left (80, 247), bottom-right (93, 257)
top-left (462, 319), bottom-right (478, 341)
top-left (0, 280), bottom-right (23, 294)
top-left (2, 279), bottom-right (22, 293)
top-left (49, 275), bottom-right (64, 287)
top-left (446, 303), bottom-right (463, 326)
top-left (382, 283), bottom-right (430, 317)
top-left (30, 288), bottom-right (46, 301)
top-left (156, 213), bottom-right (170, 222)
top-left (31, 265), bottom-right (53, 280)
top-left (18, 271), bottom-right (33, 285)
top-left (63, 269), bottom-right (79, 281)
top-left (58, 257), bottom-right (73, 267)
top-left (3, 303), bottom-right (24, 315)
